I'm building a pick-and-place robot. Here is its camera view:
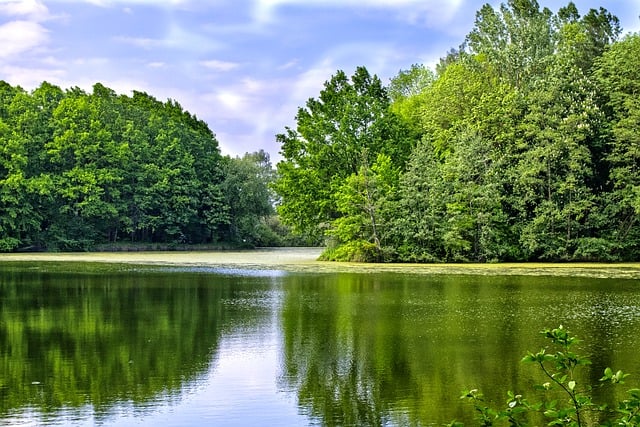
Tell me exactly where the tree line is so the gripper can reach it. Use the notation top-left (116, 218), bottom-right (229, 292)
top-left (0, 82), bottom-right (286, 251)
top-left (274, 0), bottom-right (640, 262)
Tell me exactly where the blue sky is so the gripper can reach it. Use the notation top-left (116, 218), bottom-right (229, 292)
top-left (1, 0), bottom-right (639, 161)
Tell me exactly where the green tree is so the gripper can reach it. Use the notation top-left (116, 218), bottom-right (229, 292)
top-left (388, 64), bottom-right (435, 137)
top-left (443, 129), bottom-right (513, 262)
top-left (6, 82), bottom-right (65, 249)
top-left (221, 150), bottom-right (276, 246)
top-left (117, 91), bottom-right (225, 245)
top-left (392, 140), bottom-right (449, 262)
top-left (393, 128), bottom-right (514, 262)
top-left (595, 34), bottom-right (640, 260)
top-left (323, 152), bottom-right (399, 262)
top-left (41, 87), bottom-right (126, 249)
top-left (274, 66), bottom-right (414, 242)
top-left (463, 0), bottom-right (556, 88)
top-left (389, 0), bottom-right (621, 262)
top-left (0, 119), bottom-right (36, 251)
top-left (512, 61), bottom-right (602, 260)
top-left (0, 80), bottom-right (232, 251)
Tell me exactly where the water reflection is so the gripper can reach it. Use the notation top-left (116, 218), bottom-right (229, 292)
top-left (0, 268), bottom-right (280, 424)
top-left (1, 266), bottom-right (639, 426)
top-left (278, 273), bottom-right (640, 426)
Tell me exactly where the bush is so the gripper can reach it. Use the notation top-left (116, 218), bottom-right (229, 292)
top-left (320, 240), bottom-right (381, 262)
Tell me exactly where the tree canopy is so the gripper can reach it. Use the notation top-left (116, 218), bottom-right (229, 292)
top-left (274, 0), bottom-right (640, 262)
top-left (274, 66), bottom-right (415, 251)
top-left (0, 82), bottom-right (281, 251)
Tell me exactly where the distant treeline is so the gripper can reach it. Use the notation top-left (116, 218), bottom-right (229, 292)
top-left (0, 82), bottom-right (291, 251)
top-left (273, 1), bottom-right (640, 262)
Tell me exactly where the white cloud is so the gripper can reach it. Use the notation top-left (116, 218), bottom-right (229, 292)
top-left (0, 64), bottom-right (66, 88)
top-left (253, 0), bottom-right (465, 27)
top-left (0, 20), bottom-right (49, 58)
top-left (0, 0), bottom-right (50, 21)
top-left (115, 23), bottom-right (224, 52)
top-left (200, 59), bottom-right (240, 72)
top-left (215, 90), bottom-right (246, 111)
top-left (206, 63), bottom-right (337, 158)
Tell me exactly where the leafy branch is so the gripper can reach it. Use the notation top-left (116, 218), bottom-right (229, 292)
top-left (452, 326), bottom-right (640, 426)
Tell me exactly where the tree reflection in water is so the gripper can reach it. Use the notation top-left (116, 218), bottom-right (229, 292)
top-left (0, 267), bottom-right (263, 420)
top-left (279, 273), bottom-right (640, 426)
top-left (1, 265), bottom-right (639, 426)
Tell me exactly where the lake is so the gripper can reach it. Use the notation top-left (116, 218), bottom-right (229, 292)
top-left (1, 252), bottom-right (640, 426)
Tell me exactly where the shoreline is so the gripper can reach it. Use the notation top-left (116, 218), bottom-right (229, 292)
top-left (2, 248), bottom-right (640, 278)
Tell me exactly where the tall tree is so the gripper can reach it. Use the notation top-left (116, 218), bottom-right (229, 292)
top-left (323, 152), bottom-right (399, 262)
top-left (388, 0), bottom-right (622, 262)
top-left (221, 150), bottom-right (276, 245)
top-left (274, 66), bottom-right (414, 242)
top-left (0, 118), bottom-right (36, 250)
top-left (595, 34), bottom-right (640, 259)
top-left (513, 63), bottom-right (601, 260)
top-left (392, 140), bottom-right (449, 262)
top-left (463, 0), bottom-right (556, 88)
top-left (388, 64), bottom-right (435, 138)
top-left (41, 87), bottom-right (126, 248)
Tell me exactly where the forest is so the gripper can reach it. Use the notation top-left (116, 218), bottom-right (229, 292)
top-left (274, 0), bottom-right (640, 262)
top-left (1, 0), bottom-right (639, 262)
top-left (0, 82), bottom-right (286, 251)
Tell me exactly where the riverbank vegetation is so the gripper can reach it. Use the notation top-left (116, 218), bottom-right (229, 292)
top-left (274, 1), bottom-right (640, 262)
top-left (2, 1), bottom-right (639, 262)
top-left (0, 84), bottom-right (298, 251)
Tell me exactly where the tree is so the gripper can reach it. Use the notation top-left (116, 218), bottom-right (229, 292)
top-left (7, 82), bottom-right (65, 248)
top-left (221, 150), bottom-right (276, 246)
top-left (462, 0), bottom-right (556, 88)
top-left (509, 57), bottom-right (602, 260)
top-left (116, 90), bottom-right (226, 245)
top-left (388, 64), bottom-right (434, 102)
top-left (392, 140), bottom-right (449, 262)
top-left (388, 64), bottom-right (435, 139)
top-left (40, 87), bottom-right (126, 249)
top-left (0, 81), bottom-right (230, 251)
top-left (595, 34), bottom-right (640, 259)
top-left (323, 152), bottom-right (399, 262)
top-left (0, 119), bottom-right (37, 251)
top-left (274, 66), bottom-right (414, 242)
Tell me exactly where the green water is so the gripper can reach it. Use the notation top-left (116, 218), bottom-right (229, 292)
top-left (0, 263), bottom-right (639, 426)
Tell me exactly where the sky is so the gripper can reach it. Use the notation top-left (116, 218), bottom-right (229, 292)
top-left (1, 0), bottom-right (639, 162)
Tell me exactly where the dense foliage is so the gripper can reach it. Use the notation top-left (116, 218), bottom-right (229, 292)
top-left (273, 66), bottom-right (416, 258)
top-left (274, 0), bottom-right (640, 262)
top-left (0, 82), bottom-right (281, 251)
